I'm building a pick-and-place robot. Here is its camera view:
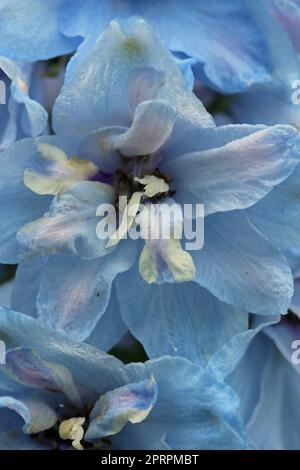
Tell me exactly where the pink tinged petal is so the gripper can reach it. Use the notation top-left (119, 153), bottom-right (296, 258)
top-left (85, 377), bottom-right (157, 441)
top-left (3, 347), bottom-right (82, 407)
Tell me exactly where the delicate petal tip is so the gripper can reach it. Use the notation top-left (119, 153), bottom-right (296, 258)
top-left (85, 377), bottom-right (158, 441)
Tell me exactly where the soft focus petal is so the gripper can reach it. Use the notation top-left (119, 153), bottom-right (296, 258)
top-left (0, 0), bottom-right (79, 61)
top-left (60, 0), bottom-right (272, 93)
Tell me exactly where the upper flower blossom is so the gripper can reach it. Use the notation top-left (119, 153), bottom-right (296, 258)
top-left (227, 1), bottom-right (300, 253)
top-left (0, 307), bottom-right (249, 450)
top-left (0, 0), bottom-right (274, 93)
top-left (1, 18), bottom-right (300, 352)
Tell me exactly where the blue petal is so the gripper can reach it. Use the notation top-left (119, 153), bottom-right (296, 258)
top-left (53, 17), bottom-right (213, 143)
top-left (121, 357), bottom-right (249, 450)
top-left (60, 0), bottom-right (272, 93)
top-left (0, 394), bottom-right (57, 434)
top-left (17, 181), bottom-right (114, 260)
top-left (0, 430), bottom-right (50, 449)
top-left (0, 138), bottom-right (52, 263)
top-left (209, 314), bottom-right (279, 382)
top-left (97, 99), bottom-right (177, 157)
top-left (233, 89), bottom-right (300, 127)
top-left (192, 211), bottom-right (293, 315)
top-left (0, 58), bottom-right (48, 148)
top-left (116, 268), bottom-right (247, 365)
top-left (86, 284), bottom-right (128, 352)
top-left (235, 321), bottom-right (300, 449)
top-left (35, 240), bottom-right (137, 341)
top-left (2, 347), bottom-right (82, 407)
top-left (0, 0), bottom-right (80, 61)
top-left (164, 125), bottom-right (300, 215)
top-left (247, 164), bottom-right (300, 251)
top-left (11, 257), bottom-right (47, 317)
top-left (0, 307), bottom-right (129, 396)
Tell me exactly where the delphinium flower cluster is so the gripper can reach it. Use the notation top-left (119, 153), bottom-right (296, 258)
top-left (0, 0), bottom-right (300, 450)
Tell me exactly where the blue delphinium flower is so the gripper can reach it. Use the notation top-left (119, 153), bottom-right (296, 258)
top-left (0, 307), bottom-right (250, 450)
top-left (226, 1), bottom-right (300, 255)
top-left (202, 249), bottom-right (300, 450)
top-left (1, 18), bottom-right (300, 355)
top-left (0, 0), bottom-right (274, 93)
top-left (233, 0), bottom-right (300, 127)
top-left (0, 57), bottom-right (48, 151)
top-left (224, 313), bottom-right (300, 450)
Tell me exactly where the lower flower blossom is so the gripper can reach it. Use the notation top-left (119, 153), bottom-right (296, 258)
top-left (0, 307), bottom-right (249, 450)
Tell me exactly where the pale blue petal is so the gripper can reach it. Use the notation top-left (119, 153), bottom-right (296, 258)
top-left (0, 394), bottom-right (57, 434)
top-left (192, 211), bottom-right (293, 315)
top-left (36, 240), bottom-right (137, 341)
top-left (122, 357), bottom-right (248, 450)
top-left (233, 89), bottom-right (300, 127)
top-left (60, 0), bottom-right (272, 93)
top-left (0, 307), bottom-right (129, 395)
top-left (98, 99), bottom-right (177, 157)
top-left (0, 58), bottom-right (48, 144)
top-left (116, 269), bottom-right (247, 365)
top-left (11, 257), bottom-right (47, 317)
top-left (244, 322), bottom-right (300, 449)
top-left (247, 164), bottom-right (300, 251)
top-left (164, 125), bottom-right (300, 215)
top-left (0, 0), bottom-right (80, 61)
top-left (53, 17), bottom-right (213, 142)
top-left (17, 181), bottom-right (114, 260)
top-left (209, 314), bottom-right (279, 382)
top-left (86, 285), bottom-right (127, 352)
top-left (0, 139), bottom-right (52, 263)
top-left (2, 347), bottom-right (82, 407)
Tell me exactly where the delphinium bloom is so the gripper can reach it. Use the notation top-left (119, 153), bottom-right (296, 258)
top-left (0, 0), bottom-right (274, 93)
top-left (2, 18), bottom-right (300, 359)
top-left (226, 1), bottom-right (300, 256)
top-left (0, 307), bottom-right (250, 450)
top-left (232, 0), bottom-right (300, 127)
top-left (200, 249), bottom-right (300, 450)
top-left (222, 310), bottom-right (300, 450)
